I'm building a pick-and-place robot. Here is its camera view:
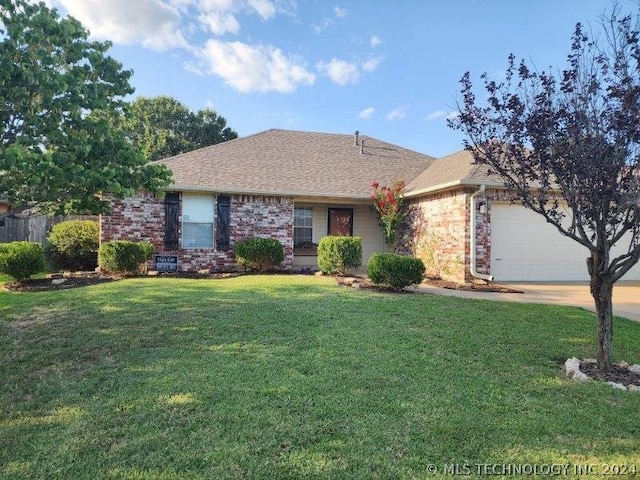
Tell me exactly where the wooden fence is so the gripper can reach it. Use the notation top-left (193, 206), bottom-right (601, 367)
top-left (0, 214), bottom-right (98, 245)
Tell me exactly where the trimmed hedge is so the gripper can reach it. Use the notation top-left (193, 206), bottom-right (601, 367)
top-left (46, 220), bottom-right (99, 271)
top-left (317, 236), bottom-right (362, 275)
top-left (234, 237), bottom-right (284, 273)
top-left (98, 241), bottom-right (154, 274)
top-left (367, 253), bottom-right (425, 291)
top-left (0, 241), bottom-right (45, 281)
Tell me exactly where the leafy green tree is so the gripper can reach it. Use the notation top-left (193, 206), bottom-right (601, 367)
top-left (450, 8), bottom-right (640, 371)
top-left (0, 0), bottom-right (171, 220)
top-left (123, 96), bottom-right (238, 162)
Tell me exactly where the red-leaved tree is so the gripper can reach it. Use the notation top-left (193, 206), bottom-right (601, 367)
top-left (371, 180), bottom-right (406, 249)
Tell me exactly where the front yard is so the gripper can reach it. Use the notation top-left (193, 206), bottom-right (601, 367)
top-left (1, 275), bottom-right (639, 478)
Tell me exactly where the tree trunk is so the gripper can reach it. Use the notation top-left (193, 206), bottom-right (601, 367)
top-left (589, 258), bottom-right (614, 371)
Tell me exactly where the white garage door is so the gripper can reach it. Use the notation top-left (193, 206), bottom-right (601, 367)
top-left (490, 203), bottom-right (640, 282)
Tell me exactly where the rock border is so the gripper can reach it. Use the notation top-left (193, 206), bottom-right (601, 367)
top-left (565, 357), bottom-right (640, 392)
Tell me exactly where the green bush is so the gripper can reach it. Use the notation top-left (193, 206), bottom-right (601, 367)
top-left (317, 236), bottom-right (362, 275)
top-left (234, 237), bottom-right (284, 273)
top-left (46, 220), bottom-right (99, 271)
top-left (98, 241), bottom-right (154, 274)
top-left (0, 241), bottom-right (45, 281)
top-left (367, 253), bottom-right (425, 290)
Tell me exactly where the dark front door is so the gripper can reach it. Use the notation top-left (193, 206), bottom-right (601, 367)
top-left (328, 208), bottom-right (353, 236)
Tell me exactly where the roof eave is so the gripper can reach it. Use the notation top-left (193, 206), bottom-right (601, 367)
top-left (403, 179), bottom-right (505, 198)
top-left (168, 184), bottom-right (371, 202)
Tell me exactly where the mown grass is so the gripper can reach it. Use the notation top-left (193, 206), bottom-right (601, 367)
top-left (1, 275), bottom-right (639, 479)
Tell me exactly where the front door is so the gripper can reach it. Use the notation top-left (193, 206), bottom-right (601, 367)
top-left (327, 208), bottom-right (353, 236)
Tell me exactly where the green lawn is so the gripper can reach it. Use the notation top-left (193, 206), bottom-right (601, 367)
top-left (1, 275), bottom-right (639, 479)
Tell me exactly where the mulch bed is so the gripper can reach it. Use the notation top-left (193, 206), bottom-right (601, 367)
top-left (3, 271), bottom-right (244, 292)
top-left (334, 276), bottom-right (413, 293)
top-left (580, 362), bottom-right (640, 387)
top-left (335, 276), bottom-right (523, 294)
top-left (422, 277), bottom-right (524, 293)
top-left (3, 275), bottom-right (115, 292)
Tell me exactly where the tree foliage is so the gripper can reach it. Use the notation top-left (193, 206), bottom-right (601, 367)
top-left (371, 180), bottom-right (406, 248)
top-left (122, 96), bottom-right (238, 162)
top-left (450, 7), bottom-right (640, 370)
top-left (0, 0), bottom-right (171, 219)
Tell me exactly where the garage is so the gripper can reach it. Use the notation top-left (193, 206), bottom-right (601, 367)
top-left (490, 203), bottom-right (640, 282)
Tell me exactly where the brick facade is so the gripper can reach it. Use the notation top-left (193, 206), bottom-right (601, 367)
top-left (101, 187), bottom-right (512, 281)
top-left (400, 187), bottom-right (496, 283)
top-left (401, 189), bottom-right (470, 282)
top-left (100, 192), bottom-right (294, 272)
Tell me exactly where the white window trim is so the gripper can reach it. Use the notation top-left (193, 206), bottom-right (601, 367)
top-left (294, 206), bottom-right (314, 248)
top-left (182, 194), bottom-right (216, 249)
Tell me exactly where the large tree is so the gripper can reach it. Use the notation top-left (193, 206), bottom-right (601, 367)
top-left (451, 9), bottom-right (640, 371)
top-left (0, 0), bottom-right (171, 220)
top-left (123, 96), bottom-right (238, 162)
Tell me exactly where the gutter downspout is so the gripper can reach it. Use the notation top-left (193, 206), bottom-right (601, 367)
top-left (470, 185), bottom-right (494, 282)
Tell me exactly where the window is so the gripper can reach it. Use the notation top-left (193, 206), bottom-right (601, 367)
top-left (182, 194), bottom-right (215, 248)
top-left (294, 207), bottom-right (313, 248)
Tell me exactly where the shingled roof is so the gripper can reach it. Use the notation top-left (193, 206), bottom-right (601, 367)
top-left (155, 129), bottom-right (435, 200)
top-left (404, 149), bottom-right (502, 197)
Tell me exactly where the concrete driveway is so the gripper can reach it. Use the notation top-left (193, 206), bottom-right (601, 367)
top-left (416, 281), bottom-right (640, 322)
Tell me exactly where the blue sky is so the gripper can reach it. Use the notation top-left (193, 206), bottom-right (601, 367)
top-left (48, 0), bottom-right (619, 157)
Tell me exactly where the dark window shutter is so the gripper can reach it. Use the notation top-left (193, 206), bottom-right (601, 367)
top-left (164, 193), bottom-right (179, 250)
top-left (216, 195), bottom-right (231, 250)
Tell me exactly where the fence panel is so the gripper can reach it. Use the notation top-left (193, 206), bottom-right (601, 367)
top-left (0, 214), bottom-right (98, 245)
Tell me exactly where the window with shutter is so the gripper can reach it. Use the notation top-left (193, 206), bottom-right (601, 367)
top-left (182, 194), bottom-right (215, 248)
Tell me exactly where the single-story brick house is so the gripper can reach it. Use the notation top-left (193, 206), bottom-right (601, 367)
top-left (100, 129), bottom-right (639, 282)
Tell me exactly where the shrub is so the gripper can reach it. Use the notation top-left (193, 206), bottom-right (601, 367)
top-left (317, 236), bottom-right (362, 275)
top-left (47, 220), bottom-right (99, 271)
top-left (98, 241), bottom-right (154, 274)
top-left (234, 237), bottom-right (284, 273)
top-left (0, 241), bottom-right (45, 281)
top-left (367, 253), bottom-right (425, 290)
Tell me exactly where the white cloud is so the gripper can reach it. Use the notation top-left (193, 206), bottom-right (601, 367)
top-left (198, 12), bottom-right (240, 35)
top-left (197, 40), bottom-right (315, 93)
top-left (370, 35), bottom-right (382, 48)
top-left (197, 0), bottom-right (235, 9)
top-left (358, 107), bottom-right (375, 119)
top-left (317, 58), bottom-right (360, 86)
top-left (313, 5), bottom-right (346, 33)
top-left (387, 107), bottom-right (407, 120)
top-left (247, 0), bottom-right (276, 20)
top-left (194, 0), bottom-right (275, 35)
top-left (312, 17), bottom-right (333, 33)
top-left (426, 110), bottom-right (459, 121)
top-left (184, 61), bottom-right (205, 75)
top-left (334, 6), bottom-right (347, 18)
top-left (57, 0), bottom-right (188, 50)
top-left (362, 57), bottom-right (381, 72)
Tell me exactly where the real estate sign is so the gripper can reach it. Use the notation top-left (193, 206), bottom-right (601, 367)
top-left (154, 255), bottom-right (178, 273)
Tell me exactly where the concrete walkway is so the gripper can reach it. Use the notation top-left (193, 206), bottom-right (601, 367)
top-left (415, 281), bottom-right (640, 322)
